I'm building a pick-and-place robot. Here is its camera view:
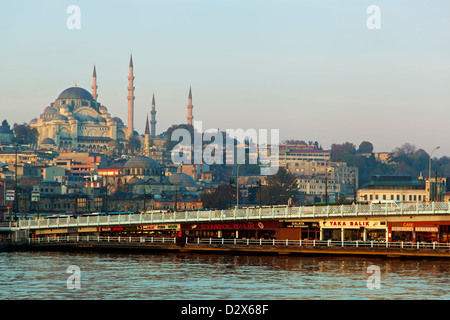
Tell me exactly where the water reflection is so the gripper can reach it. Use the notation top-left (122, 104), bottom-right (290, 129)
top-left (0, 251), bottom-right (449, 299)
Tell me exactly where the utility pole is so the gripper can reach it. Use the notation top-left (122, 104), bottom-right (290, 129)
top-left (229, 178), bottom-right (234, 210)
top-left (257, 179), bottom-right (262, 208)
top-left (14, 143), bottom-right (18, 216)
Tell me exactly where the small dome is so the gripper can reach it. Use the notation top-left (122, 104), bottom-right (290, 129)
top-left (169, 173), bottom-right (197, 187)
top-left (128, 176), bottom-right (145, 185)
top-left (124, 156), bottom-right (160, 169)
top-left (41, 138), bottom-right (56, 145)
top-left (29, 118), bottom-right (38, 125)
top-left (51, 114), bottom-right (68, 121)
top-left (57, 87), bottom-right (94, 101)
top-left (112, 117), bottom-right (124, 125)
top-left (99, 106), bottom-right (107, 114)
top-left (43, 107), bottom-right (58, 114)
top-left (74, 114), bottom-right (98, 123)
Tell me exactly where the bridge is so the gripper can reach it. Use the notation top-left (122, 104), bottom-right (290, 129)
top-left (15, 201), bottom-right (450, 231)
top-left (27, 235), bottom-right (450, 258)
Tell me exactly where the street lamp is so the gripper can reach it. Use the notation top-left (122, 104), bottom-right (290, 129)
top-left (256, 179), bottom-right (262, 208)
top-left (236, 164), bottom-right (242, 209)
top-left (14, 143), bottom-right (18, 217)
top-left (324, 168), bottom-right (332, 206)
top-left (429, 146), bottom-right (440, 179)
top-left (434, 162), bottom-right (442, 202)
top-left (350, 170), bottom-right (357, 203)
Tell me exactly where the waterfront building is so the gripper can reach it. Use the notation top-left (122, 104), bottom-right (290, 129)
top-left (279, 147), bottom-right (331, 167)
top-left (357, 175), bottom-right (446, 203)
top-left (294, 162), bottom-right (358, 202)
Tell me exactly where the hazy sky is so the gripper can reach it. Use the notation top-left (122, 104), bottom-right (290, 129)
top-left (1, 1), bottom-right (449, 156)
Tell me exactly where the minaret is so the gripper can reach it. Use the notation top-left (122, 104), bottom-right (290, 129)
top-left (144, 114), bottom-right (150, 155)
top-left (91, 65), bottom-right (98, 100)
top-left (187, 86), bottom-right (193, 125)
top-left (127, 54), bottom-right (135, 138)
top-left (150, 93), bottom-right (156, 138)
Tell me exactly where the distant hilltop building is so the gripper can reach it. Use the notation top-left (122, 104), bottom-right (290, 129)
top-left (29, 55), bottom-right (195, 154)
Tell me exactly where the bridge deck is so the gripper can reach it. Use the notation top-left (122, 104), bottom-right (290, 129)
top-left (17, 202), bottom-right (450, 231)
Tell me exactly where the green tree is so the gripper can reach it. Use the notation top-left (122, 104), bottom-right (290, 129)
top-left (257, 167), bottom-right (298, 205)
top-left (358, 141), bottom-right (374, 153)
top-left (127, 135), bottom-right (141, 155)
top-left (200, 184), bottom-right (232, 209)
top-left (13, 123), bottom-right (38, 145)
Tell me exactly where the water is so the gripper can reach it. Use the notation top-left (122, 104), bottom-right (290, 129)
top-left (0, 251), bottom-right (449, 300)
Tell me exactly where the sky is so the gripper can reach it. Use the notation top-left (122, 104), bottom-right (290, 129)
top-left (0, 0), bottom-right (449, 156)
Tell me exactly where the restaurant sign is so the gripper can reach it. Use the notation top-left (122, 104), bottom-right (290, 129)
top-left (143, 224), bottom-right (180, 231)
top-left (320, 220), bottom-right (386, 229)
top-left (279, 220), bottom-right (319, 228)
top-left (186, 221), bottom-right (278, 230)
top-left (97, 225), bottom-right (143, 232)
top-left (391, 222), bottom-right (414, 232)
top-left (391, 222), bottom-right (439, 233)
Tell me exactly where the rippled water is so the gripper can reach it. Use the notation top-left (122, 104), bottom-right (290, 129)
top-left (0, 251), bottom-right (449, 300)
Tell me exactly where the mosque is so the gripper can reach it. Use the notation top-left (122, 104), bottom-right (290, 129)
top-left (28, 55), bottom-right (195, 153)
top-left (28, 55), bottom-right (200, 194)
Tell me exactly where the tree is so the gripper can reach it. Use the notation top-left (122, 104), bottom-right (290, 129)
top-left (358, 141), bottom-right (374, 153)
top-left (257, 167), bottom-right (298, 205)
top-left (200, 184), bottom-right (231, 209)
top-left (164, 124), bottom-right (195, 151)
top-left (331, 142), bottom-right (356, 163)
top-left (13, 123), bottom-right (38, 145)
top-left (127, 135), bottom-right (141, 155)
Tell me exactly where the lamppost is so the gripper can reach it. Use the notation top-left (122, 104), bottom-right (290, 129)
top-left (229, 178), bottom-right (234, 210)
top-left (13, 143), bottom-right (18, 216)
top-left (429, 146), bottom-right (440, 179)
top-left (256, 179), bottom-right (262, 208)
top-left (428, 146), bottom-right (440, 202)
top-left (236, 164), bottom-right (242, 209)
top-left (350, 170), bottom-right (357, 203)
top-left (324, 168), bottom-right (331, 206)
top-left (434, 162), bottom-right (442, 202)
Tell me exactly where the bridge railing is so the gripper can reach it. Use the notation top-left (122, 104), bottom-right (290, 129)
top-left (18, 202), bottom-right (450, 230)
top-left (28, 235), bottom-right (450, 251)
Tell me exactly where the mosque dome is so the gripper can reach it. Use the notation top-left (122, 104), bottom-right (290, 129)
top-left (169, 173), bottom-right (197, 187)
top-left (99, 106), bottom-right (107, 114)
top-left (51, 114), bottom-right (68, 121)
top-left (124, 156), bottom-right (161, 169)
top-left (74, 114), bottom-right (98, 123)
top-left (128, 176), bottom-right (145, 185)
top-left (43, 107), bottom-right (58, 114)
top-left (41, 137), bottom-right (56, 145)
top-left (57, 87), bottom-right (94, 101)
top-left (112, 117), bottom-right (124, 126)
